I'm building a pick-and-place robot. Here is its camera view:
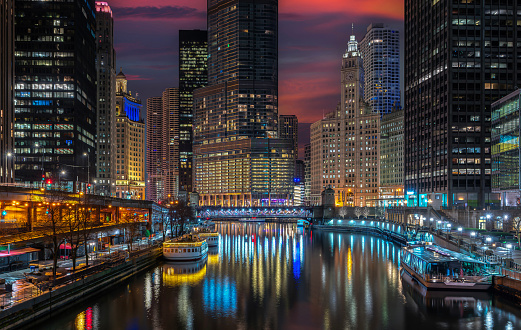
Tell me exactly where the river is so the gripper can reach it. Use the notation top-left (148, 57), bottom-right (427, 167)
top-left (32, 222), bottom-right (521, 330)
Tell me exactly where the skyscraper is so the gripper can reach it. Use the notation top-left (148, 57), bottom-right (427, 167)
top-left (405, 1), bottom-right (519, 209)
top-left (95, 1), bottom-right (116, 196)
top-left (310, 33), bottom-right (380, 207)
top-left (179, 30), bottom-right (207, 194)
top-left (279, 115), bottom-right (298, 160)
top-left (145, 88), bottom-right (180, 202)
top-left (380, 108), bottom-right (404, 207)
top-left (114, 70), bottom-right (145, 199)
top-left (14, 0), bottom-right (97, 190)
top-left (194, 0), bottom-right (294, 207)
top-left (0, 0), bottom-right (14, 183)
top-left (304, 143), bottom-right (311, 205)
top-left (360, 23), bottom-right (401, 116)
top-left (145, 96), bottom-right (163, 201)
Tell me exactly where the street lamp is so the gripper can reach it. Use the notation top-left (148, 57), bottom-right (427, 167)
top-left (59, 171), bottom-right (66, 190)
top-left (470, 231), bottom-right (476, 238)
top-left (35, 143), bottom-right (45, 187)
top-left (83, 152), bottom-right (90, 193)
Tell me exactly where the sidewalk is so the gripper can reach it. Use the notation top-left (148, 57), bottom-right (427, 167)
top-left (0, 237), bottom-right (163, 309)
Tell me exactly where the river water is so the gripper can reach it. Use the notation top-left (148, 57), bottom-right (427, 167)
top-left (33, 222), bottom-right (521, 330)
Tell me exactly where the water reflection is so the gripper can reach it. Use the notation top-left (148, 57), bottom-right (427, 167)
top-left (34, 222), bottom-right (521, 330)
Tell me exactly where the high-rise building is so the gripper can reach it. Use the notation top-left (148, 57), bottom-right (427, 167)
top-left (404, 1), bottom-right (519, 209)
top-left (145, 96), bottom-right (163, 201)
top-left (360, 23), bottom-right (401, 116)
top-left (379, 108), bottom-right (404, 207)
top-left (114, 69), bottom-right (145, 199)
top-left (304, 143), bottom-right (311, 205)
top-left (95, 1), bottom-right (116, 196)
top-left (179, 30), bottom-right (207, 194)
top-left (194, 0), bottom-right (294, 207)
top-left (491, 89), bottom-right (521, 207)
top-left (279, 115), bottom-right (298, 160)
top-left (311, 33), bottom-right (380, 207)
top-left (14, 0), bottom-right (97, 190)
top-left (0, 0), bottom-right (14, 183)
top-left (145, 88), bottom-right (180, 202)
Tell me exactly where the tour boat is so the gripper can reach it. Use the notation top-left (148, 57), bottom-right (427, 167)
top-left (194, 227), bottom-right (220, 247)
top-left (163, 234), bottom-right (209, 262)
top-left (400, 244), bottom-right (492, 291)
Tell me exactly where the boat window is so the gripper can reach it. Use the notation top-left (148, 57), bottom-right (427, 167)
top-left (183, 249), bottom-right (186, 253)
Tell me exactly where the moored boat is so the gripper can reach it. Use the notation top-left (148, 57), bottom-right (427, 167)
top-left (163, 234), bottom-right (209, 262)
top-left (400, 243), bottom-right (492, 291)
top-left (195, 227), bottom-right (220, 247)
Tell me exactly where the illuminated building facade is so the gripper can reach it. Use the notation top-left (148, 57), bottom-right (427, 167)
top-left (194, 0), bottom-right (294, 206)
top-left (304, 143), bottom-right (311, 205)
top-left (114, 70), bottom-right (145, 199)
top-left (145, 96), bottom-right (163, 201)
top-left (491, 89), bottom-right (521, 207)
top-left (145, 88), bottom-right (180, 202)
top-left (14, 0), bottom-right (97, 189)
top-left (311, 33), bottom-right (380, 207)
top-left (279, 115), bottom-right (298, 161)
top-left (405, 1), bottom-right (520, 208)
top-left (0, 0), bottom-right (14, 183)
top-left (179, 30), bottom-right (207, 193)
top-left (360, 23), bottom-right (400, 116)
top-left (95, 2), bottom-right (116, 196)
top-left (379, 108), bottom-right (404, 207)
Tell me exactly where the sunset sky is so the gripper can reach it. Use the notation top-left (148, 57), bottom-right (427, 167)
top-left (108, 0), bottom-right (404, 149)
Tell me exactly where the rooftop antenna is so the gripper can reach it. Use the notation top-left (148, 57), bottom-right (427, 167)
top-left (352, 23), bottom-right (354, 35)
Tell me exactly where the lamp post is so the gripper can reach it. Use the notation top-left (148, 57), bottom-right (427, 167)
top-left (83, 152), bottom-right (90, 193)
top-left (35, 143), bottom-right (45, 187)
top-left (59, 171), bottom-right (66, 190)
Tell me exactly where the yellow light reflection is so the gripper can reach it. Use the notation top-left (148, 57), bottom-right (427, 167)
top-left (347, 247), bottom-right (353, 280)
top-left (163, 264), bottom-right (207, 287)
top-left (208, 253), bottom-right (220, 266)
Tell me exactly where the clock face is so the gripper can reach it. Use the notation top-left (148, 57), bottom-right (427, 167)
top-left (346, 72), bottom-right (354, 81)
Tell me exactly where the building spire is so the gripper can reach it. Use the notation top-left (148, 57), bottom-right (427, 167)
top-left (345, 24), bottom-right (359, 57)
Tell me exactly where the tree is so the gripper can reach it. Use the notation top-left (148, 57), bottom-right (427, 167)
top-left (77, 194), bottom-right (97, 267)
top-left (362, 207), bottom-right (370, 219)
top-left (168, 200), bottom-right (194, 236)
top-left (158, 208), bottom-right (169, 241)
top-left (63, 205), bottom-right (81, 271)
top-left (512, 217), bottom-right (521, 248)
top-left (354, 206), bottom-right (362, 219)
top-left (338, 207), bottom-right (348, 219)
top-left (121, 212), bottom-right (142, 252)
top-left (38, 195), bottom-right (68, 282)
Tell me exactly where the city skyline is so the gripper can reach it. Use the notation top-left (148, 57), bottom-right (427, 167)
top-left (105, 0), bottom-right (404, 124)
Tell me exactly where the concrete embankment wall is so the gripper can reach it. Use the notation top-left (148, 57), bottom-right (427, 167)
top-left (494, 275), bottom-right (521, 303)
top-left (0, 247), bottom-right (162, 330)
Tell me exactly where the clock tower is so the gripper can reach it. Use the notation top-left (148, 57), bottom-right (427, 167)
top-left (310, 28), bottom-right (380, 208)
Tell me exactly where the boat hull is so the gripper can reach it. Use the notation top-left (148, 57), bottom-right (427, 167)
top-left (163, 249), bottom-right (208, 262)
top-left (400, 265), bottom-right (491, 291)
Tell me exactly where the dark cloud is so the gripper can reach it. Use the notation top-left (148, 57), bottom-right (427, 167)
top-left (112, 6), bottom-right (205, 20)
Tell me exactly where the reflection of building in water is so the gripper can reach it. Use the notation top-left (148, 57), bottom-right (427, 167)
top-left (162, 262), bottom-right (207, 287)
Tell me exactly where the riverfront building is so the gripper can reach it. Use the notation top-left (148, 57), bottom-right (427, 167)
top-left (360, 23), bottom-right (401, 116)
top-left (179, 30), bottom-right (207, 193)
top-left (14, 0), bottom-right (97, 190)
top-left (304, 143), bottom-right (311, 205)
top-left (0, 0), bottom-right (14, 183)
top-left (404, 1), bottom-right (520, 209)
top-left (491, 89), bottom-right (521, 207)
top-left (379, 109), bottom-right (404, 207)
top-left (311, 33), bottom-right (380, 207)
top-left (145, 88), bottom-right (180, 202)
top-left (95, 2), bottom-right (116, 196)
top-left (194, 0), bottom-right (294, 206)
top-left (114, 70), bottom-right (145, 200)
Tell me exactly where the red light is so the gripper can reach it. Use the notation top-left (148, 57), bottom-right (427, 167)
top-left (46, 179), bottom-right (52, 184)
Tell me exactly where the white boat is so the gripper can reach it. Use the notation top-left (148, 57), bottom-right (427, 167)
top-left (163, 234), bottom-right (208, 262)
top-left (197, 230), bottom-right (219, 247)
top-left (400, 243), bottom-right (492, 291)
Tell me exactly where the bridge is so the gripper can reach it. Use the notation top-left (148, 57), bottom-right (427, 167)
top-left (196, 206), bottom-right (313, 220)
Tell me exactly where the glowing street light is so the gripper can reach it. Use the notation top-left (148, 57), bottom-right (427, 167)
top-left (470, 231), bottom-right (476, 237)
